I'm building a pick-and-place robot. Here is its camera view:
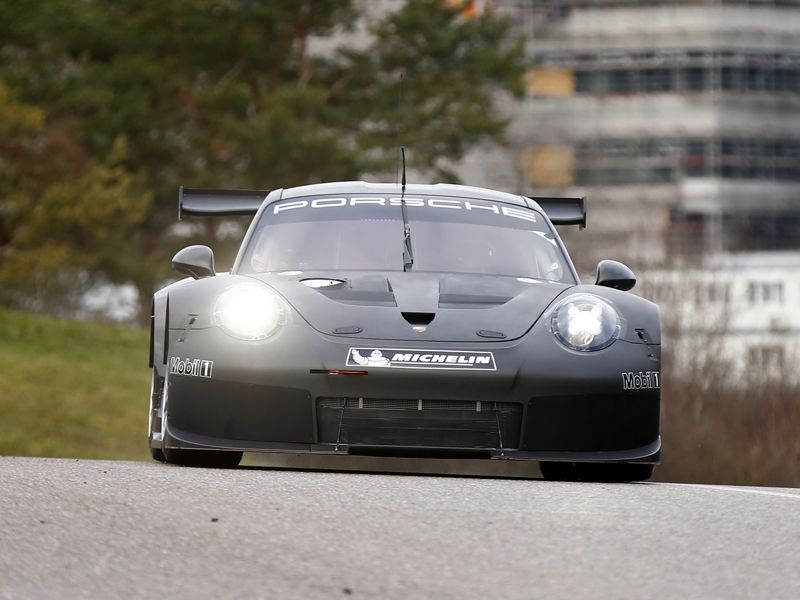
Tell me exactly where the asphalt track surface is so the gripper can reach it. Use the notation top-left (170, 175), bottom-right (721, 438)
top-left (1, 456), bottom-right (799, 600)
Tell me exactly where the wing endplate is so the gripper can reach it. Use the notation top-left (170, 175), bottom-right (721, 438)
top-left (178, 187), bottom-right (270, 219)
top-left (528, 196), bottom-right (586, 228)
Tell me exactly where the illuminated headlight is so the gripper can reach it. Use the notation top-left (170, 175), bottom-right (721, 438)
top-left (551, 294), bottom-right (620, 352)
top-left (213, 283), bottom-right (286, 341)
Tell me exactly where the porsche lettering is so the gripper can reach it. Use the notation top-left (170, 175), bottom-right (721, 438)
top-left (272, 197), bottom-right (537, 223)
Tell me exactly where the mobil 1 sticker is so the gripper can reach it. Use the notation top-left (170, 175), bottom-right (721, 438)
top-left (347, 348), bottom-right (496, 371)
top-left (169, 356), bottom-right (213, 378)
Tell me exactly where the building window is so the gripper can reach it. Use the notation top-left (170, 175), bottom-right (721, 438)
top-left (608, 70), bottom-right (634, 94)
top-left (573, 137), bottom-right (800, 186)
top-left (746, 282), bottom-right (784, 304)
top-left (642, 68), bottom-right (674, 92)
top-left (694, 283), bottom-right (731, 304)
top-left (682, 67), bottom-right (707, 91)
top-left (725, 213), bottom-right (800, 251)
top-left (543, 49), bottom-right (800, 97)
top-left (748, 346), bottom-right (785, 374)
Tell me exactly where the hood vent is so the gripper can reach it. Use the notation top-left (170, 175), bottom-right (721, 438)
top-left (476, 329), bottom-right (506, 339)
top-left (438, 293), bottom-right (512, 309)
top-left (402, 312), bottom-right (435, 326)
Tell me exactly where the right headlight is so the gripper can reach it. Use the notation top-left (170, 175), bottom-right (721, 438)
top-left (550, 294), bottom-right (620, 352)
top-left (213, 283), bottom-right (286, 341)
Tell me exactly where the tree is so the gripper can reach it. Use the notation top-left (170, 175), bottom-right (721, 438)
top-left (335, 0), bottom-right (525, 179)
top-left (0, 78), bottom-right (151, 312)
top-left (0, 0), bottom-right (525, 320)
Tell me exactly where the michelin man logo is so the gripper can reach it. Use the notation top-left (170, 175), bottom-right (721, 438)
top-left (350, 349), bottom-right (390, 367)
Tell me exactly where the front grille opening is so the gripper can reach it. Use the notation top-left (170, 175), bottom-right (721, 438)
top-left (318, 398), bottom-right (518, 412)
top-left (349, 446), bottom-right (492, 459)
top-left (317, 397), bottom-right (522, 449)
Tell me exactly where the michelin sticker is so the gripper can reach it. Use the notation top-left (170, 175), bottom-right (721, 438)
top-left (622, 371), bottom-right (660, 390)
top-left (170, 356), bottom-right (213, 378)
top-left (347, 348), bottom-right (496, 371)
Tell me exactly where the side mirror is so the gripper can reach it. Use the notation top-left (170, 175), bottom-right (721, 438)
top-left (172, 245), bottom-right (215, 279)
top-left (595, 260), bottom-right (635, 291)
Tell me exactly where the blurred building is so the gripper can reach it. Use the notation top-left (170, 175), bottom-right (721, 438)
top-left (640, 251), bottom-right (800, 382)
top-left (455, 0), bottom-right (800, 381)
top-left (465, 0), bottom-right (800, 267)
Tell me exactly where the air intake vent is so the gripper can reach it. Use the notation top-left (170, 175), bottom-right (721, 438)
top-left (317, 398), bottom-right (523, 449)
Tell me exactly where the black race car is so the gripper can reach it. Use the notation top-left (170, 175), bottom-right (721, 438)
top-left (148, 181), bottom-right (661, 481)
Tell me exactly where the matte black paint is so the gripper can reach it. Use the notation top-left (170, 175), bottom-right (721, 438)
top-left (151, 182), bottom-right (662, 467)
top-left (179, 187), bottom-right (269, 219)
top-left (596, 259), bottom-right (637, 291)
top-left (172, 245), bottom-right (216, 280)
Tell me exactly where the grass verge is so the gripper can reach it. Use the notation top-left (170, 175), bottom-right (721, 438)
top-left (0, 308), bottom-right (150, 460)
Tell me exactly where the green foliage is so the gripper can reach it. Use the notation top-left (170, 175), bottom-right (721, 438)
top-left (0, 133), bottom-right (151, 312)
top-left (0, 0), bottom-right (525, 318)
top-left (341, 0), bottom-right (526, 178)
top-left (0, 308), bottom-right (150, 459)
top-left (0, 82), bottom-right (43, 139)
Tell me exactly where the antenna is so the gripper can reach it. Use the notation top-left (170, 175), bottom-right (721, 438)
top-left (399, 146), bottom-right (413, 272)
top-left (394, 73), bottom-right (413, 271)
top-left (401, 147), bottom-right (407, 191)
top-left (396, 73), bottom-right (405, 185)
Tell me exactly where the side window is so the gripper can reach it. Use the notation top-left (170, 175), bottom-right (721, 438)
top-left (536, 234), bottom-right (565, 281)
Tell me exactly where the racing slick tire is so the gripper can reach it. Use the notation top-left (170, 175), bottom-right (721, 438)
top-left (162, 448), bottom-right (243, 468)
top-left (539, 461), bottom-right (579, 481)
top-left (540, 461), bottom-right (653, 482)
top-left (575, 462), bottom-right (654, 482)
top-left (149, 435), bottom-right (166, 463)
top-left (148, 372), bottom-right (166, 462)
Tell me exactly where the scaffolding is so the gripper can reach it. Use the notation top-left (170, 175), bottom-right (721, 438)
top-left (490, 0), bottom-right (800, 260)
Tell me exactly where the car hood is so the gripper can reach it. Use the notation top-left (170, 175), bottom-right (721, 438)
top-left (248, 271), bottom-right (572, 342)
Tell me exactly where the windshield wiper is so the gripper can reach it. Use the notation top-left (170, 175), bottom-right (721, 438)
top-left (399, 147), bottom-right (414, 272)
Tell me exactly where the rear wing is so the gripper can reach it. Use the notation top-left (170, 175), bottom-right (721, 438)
top-left (528, 196), bottom-right (586, 229)
top-left (178, 187), bottom-right (270, 220)
top-left (176, 186), bottom-right (585, 226)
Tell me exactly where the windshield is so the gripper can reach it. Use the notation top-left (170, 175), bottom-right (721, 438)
top-left (239, 194), bottom-right (575, 283)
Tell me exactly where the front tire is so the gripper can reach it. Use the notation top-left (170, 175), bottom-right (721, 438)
top-left (576, 462), bottom-right (654, 482)
top-left (149, 434), bottom-right (166, 462)
top-left (540, 461), bottom-right (653, 482)
top-left (539, 461), bottom-right (579, 481)
top-left (163, 448), bottom-right (243, 468)
top-left (148, 371), bottom-right (166, 462)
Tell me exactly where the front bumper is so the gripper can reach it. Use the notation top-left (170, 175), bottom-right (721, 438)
top-left (160, 320), bottom-right (662, 464)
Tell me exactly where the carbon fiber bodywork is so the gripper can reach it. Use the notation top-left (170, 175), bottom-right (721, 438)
top-left (149, 182), bottom-right (661, 468)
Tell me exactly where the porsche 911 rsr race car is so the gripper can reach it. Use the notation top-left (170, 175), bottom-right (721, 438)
top-left (148, 181), bottom-right (661, 481)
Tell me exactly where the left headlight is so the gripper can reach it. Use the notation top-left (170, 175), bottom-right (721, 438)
top-left (550, 294), bottom-right (620, 352)
top-left (213, 283), bottom-right (286, 341)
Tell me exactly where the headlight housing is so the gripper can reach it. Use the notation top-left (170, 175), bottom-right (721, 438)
top-left (551, 294), bottom-right (620, 352)
top-left (213, 283), bottom-right (286, 341)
